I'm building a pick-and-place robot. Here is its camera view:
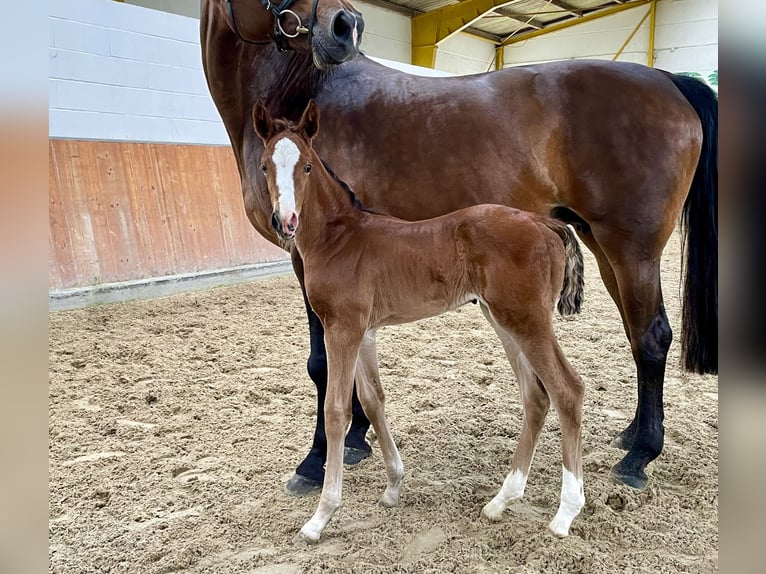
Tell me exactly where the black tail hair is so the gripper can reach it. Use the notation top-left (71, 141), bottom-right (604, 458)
top-left (670, 73), bottom-right (718, 374)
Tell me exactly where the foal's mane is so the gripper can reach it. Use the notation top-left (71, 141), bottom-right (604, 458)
top-left (320, 159), bottom-right (378, 214)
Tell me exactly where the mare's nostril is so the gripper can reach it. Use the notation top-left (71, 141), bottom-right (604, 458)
top-left (332, 11), bottom-right (355, 42)
top-left (271, 212), bottom-right (281, 233)
top-left (287, 223), bottom-right (295, 232)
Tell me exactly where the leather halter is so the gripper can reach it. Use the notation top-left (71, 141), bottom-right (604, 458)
top-left (226, 0), bottom-right (320, 52)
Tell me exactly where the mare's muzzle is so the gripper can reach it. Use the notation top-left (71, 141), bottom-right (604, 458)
top-left (311, 7), bottom-right (364, 68)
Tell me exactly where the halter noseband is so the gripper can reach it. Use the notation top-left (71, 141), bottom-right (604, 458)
top-left (226, 0), bottom-right (320, 52)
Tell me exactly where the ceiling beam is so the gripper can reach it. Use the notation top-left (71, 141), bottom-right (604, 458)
top-left (495, 8), bottom-right (543, 30)
top-left (499, 0), bottom-right (650, 47)
top-left (412, 0), bottom-right (528, 67)
top-left (547, 1), bottom-right (582, 16)
top-left (412, 0), bottom-right (526, 47)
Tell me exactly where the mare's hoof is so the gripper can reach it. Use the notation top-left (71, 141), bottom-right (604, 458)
top-left (343, 446), bottom-right (371, 466)
top-left (610, 461), bottom-right (648, 490)
top-left (285, 473), bottom-right (322, 497)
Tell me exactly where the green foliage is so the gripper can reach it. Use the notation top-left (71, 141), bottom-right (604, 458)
top-left (678, 70), bottom-right (718, 94)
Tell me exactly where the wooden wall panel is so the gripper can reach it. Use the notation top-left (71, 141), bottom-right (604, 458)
top-left (49, 139), bottom-right (287, 290)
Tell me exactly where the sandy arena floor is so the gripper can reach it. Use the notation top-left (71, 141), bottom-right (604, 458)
top-left (49, 233), bottom-right (718, 573)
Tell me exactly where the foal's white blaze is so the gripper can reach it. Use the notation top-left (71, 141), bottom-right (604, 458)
top-left (482, 468), bottom-right (528, 520)
top-left (548, 466), bottom-right (585, 537)
top-left (272, 137), bottom-right (300, 230)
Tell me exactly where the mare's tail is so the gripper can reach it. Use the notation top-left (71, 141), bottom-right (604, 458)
top-left (669, 73), bottom-right (718, 374)
top-left (544, 220), bottom-right (584, 316)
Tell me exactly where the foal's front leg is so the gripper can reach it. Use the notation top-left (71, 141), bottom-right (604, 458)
top-left (297, 326), bottom-right (362, 542)
top-left (287, 250), bottom-right (371, 496)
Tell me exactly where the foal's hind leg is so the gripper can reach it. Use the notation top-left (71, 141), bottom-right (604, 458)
top-left (355, 331), bottom-right (404, 507)
top-left (518, 330), bottom-right (585, 537)
top-left (479, 306), bottom-right (550, 521)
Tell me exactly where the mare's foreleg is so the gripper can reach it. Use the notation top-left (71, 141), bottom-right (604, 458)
top-left (287, 251), bottom-right (371, 496)
top-left (355, 331), bottom-right (404, 507)
top-left (297, 326), bottom-right (362, 542)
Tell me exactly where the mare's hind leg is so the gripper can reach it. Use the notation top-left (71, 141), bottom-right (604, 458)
top-left (478, 305), bottom-right (550, 521)
top-left (577, 230), bottom-right (639, 451)
top-left (287, 251), bottom-right (371, 496)
top-left (592, 228), bottom-right (673, 489)
top-left (355, 331), bottom-right (404, 507)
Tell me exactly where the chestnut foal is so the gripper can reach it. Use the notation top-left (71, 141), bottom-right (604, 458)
top-left (253, 100), bottom-right (587, 542)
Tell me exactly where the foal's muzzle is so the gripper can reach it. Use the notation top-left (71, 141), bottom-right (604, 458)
top-left (272, 210), bottom-right (299, 240)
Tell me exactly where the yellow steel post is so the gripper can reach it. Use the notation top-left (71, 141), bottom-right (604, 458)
top-left (412, 45), bottom-right (439, 68)
top-left (613, 7), bottom-right (651, 61)
top-left (411, 10), bottom-right (440, 68)
top-left (495, 46), bottom-right (504, 71)
top-left (647, 0), bottom-right (657, 67)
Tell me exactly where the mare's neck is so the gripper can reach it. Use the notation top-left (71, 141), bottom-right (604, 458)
top-left (294, 163), bottom-right (364, 258)
top-left (202, 7), bottom-right (325, 152)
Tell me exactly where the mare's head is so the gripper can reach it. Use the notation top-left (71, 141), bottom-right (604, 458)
top-left (252, 100), bottom-right (320, 240)
top-left (222, 0), bottom-right (363, 68)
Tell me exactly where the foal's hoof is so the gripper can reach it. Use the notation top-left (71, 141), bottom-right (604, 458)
top-left (343, 446), bottom-right (371, 466)
top-left (285, 473), bottom-right (322, 497)
top-left (293, 530), bottom-right (320, 545)
top-left (610, 460), bottom-right (648, 490)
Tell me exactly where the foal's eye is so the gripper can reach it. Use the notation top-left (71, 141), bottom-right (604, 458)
top-left (261, 164), bottom-right (267, 174)
top-left (304, 164), bottom-right (312, 174)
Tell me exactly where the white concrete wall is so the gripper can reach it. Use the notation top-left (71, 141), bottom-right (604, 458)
top-left (124, 0), bottom-right (200, 19)
top-left (49, 0), bottom-right (226, 144)
top-left (355, 2), bottom-right (412, 63)
top-left (654, 0), bottom-right (718, 74)
top-left (501, 0), bottom-right (718, 76)
top-left (436, 33), bottom-right (496, 76)
top-left (48, 0), bottom-right (452, 144)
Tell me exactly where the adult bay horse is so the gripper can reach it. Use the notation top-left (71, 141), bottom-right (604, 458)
top-left (253, 99), bottom-right (587, 541)
top-left (200, 0), bottom-right (717, 493)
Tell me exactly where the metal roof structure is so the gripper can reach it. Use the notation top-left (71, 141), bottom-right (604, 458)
top-left (363, 0), bottom-right (658, 68)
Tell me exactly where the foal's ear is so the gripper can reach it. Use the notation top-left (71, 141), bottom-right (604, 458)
top-left (299, 100), bottom-right (320, 141)
top-left (252, 100), bottom-right (273, 143)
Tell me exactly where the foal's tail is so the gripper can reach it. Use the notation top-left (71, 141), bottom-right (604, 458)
top-left (670, 73), bottom-right (718, 375)
top-left (544, 220), bottom-right (584, 316)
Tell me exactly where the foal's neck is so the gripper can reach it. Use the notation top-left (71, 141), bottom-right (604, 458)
top-left (294, 159), bottom-right (365, 256)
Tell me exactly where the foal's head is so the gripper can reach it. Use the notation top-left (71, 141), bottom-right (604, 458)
top-left (252, 100), bottom-right (320, 240)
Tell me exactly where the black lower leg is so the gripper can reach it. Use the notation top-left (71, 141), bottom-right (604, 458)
top-left (344, 384), bottom-right (372, 462)
top-left (612, 405), bottom-right (639, 451)
top-left (612, 306), bottom-right (672, 489)
top-left (290, 310), bottom-right (329, 490)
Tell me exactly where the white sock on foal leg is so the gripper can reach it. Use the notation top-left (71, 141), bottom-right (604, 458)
top-left (548, 466), bottom-right (584, 537)
top-left (482, 468), bottom-right (528, 520)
